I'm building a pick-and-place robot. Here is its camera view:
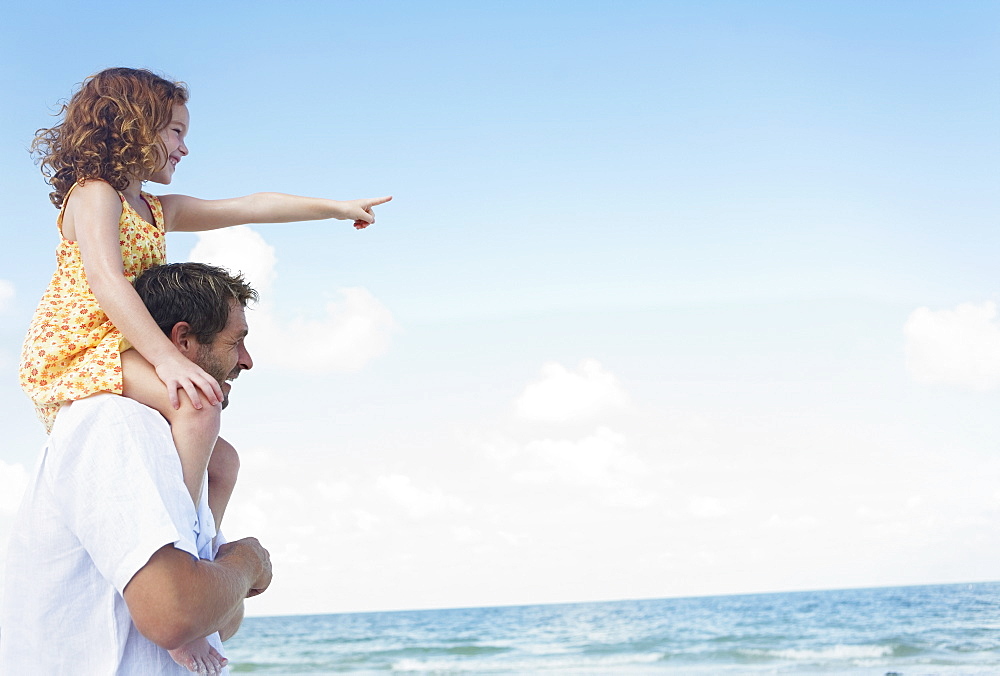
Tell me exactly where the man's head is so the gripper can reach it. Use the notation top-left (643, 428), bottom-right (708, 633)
top-left (134, 262), bottom-right (258, 405)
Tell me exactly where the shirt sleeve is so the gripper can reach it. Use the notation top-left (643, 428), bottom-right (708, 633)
top-left (47, 396), bottom-right (201, 595)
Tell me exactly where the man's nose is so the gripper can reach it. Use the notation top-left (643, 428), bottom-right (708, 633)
top-left (239, 344), bottom-right (253, 371)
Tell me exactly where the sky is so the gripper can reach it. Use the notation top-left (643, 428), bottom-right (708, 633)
top-left (0, 1), bottom-right (999, 617)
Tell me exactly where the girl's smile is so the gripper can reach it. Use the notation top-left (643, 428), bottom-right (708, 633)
top-left (148, 103), bottom-right (189, 185)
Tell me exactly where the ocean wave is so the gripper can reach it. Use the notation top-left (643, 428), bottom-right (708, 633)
top-left (226, 583), bottom-right (1000, 673)
top-left (393, 651), bottom-right (663, 672)
top-left (746, 644), bottom-right (893, 661)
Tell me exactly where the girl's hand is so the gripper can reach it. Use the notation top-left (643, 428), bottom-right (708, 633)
top-left (154, 354), bottom-right (225, 410)
top-left (336, 195), bottom-right (392, 230)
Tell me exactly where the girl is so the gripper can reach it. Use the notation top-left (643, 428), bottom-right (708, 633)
top-left (19, 67), bottom-right (390, 674)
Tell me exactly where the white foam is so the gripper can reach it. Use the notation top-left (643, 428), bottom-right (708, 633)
top-left (393, 651), bottom-right (663, 672)
top-left (750, 644), bottom-right (892, 661)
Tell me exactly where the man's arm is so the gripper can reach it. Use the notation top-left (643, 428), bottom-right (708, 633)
top-left (123, 537), bottom-right (271, 650)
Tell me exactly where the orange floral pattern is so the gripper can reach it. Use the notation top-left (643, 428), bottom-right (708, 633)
top-left (19, 186), bottom-right (166, 432)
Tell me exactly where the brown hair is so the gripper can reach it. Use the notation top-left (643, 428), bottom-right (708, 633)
top-left (32, 67), bottom-right (189, 208)
top-left (133, 262), bottom-right (258, 345)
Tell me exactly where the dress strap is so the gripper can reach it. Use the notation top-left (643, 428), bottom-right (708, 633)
top-left (55, 183), bottom-right (81, 233)
top-left (139, 192), bottom-right (165, 232)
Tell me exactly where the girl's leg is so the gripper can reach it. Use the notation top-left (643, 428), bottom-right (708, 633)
top-left (208, 437), bottom-right (239, 528)
top-left (121, 349), bottom-right (221, 506)
top-left (123, 350), bottom-right (232, 674)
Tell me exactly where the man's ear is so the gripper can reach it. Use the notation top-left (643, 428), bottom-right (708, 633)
top-left (169, 322), bottom-right (196, 356)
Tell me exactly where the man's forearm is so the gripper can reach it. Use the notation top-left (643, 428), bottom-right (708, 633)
top-left (124, 538), bottom-right (270, 650)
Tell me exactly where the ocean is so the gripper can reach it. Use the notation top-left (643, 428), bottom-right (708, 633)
top-left (224, 582), bottom-right (1000, 674)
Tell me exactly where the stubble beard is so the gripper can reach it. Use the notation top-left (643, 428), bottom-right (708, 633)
top-left (196, 344), bottom-right (242, 410)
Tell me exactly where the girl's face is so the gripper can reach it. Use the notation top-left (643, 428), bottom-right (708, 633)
top-left (147, 103), bottom-right (190, 185)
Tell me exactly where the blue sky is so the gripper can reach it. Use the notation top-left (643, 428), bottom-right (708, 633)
top-left (1, 1), bottom-right (999, 616)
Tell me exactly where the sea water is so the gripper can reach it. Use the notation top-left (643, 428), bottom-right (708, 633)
top-left (224, 582), bottom-right (1000, 674)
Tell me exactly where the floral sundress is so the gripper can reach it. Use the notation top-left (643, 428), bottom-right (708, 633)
top-left (19, 184), bottom-right (166, 432)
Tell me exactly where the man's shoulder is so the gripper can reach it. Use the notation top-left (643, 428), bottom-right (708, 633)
top-left (48, 395), bottom-right (173, 469)
top-left (63, 392), bottom-right (156, 416)
top-left (54, 394), bottom-right (166, 437)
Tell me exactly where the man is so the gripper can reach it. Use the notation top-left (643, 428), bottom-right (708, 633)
top-left (0, 262), bottom-right (271, 674)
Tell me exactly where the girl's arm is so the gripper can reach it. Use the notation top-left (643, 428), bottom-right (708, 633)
top-left (159, 193), bottom-right (392, 233)
top-left (70, 181), bottom-right (224, 408)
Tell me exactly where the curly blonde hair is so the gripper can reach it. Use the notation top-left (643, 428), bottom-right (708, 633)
top-left (32, 68), bottom-right (188, 208)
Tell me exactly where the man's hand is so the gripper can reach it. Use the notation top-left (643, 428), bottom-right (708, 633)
top-left (217, 537), bottom-right (272, 597)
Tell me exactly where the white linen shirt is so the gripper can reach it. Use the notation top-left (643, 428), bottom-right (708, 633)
top-left (0, 394), bottom-right (229, 674)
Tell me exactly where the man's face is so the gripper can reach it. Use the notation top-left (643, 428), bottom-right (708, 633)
top-left (193, 300), bottom-right (252, 408)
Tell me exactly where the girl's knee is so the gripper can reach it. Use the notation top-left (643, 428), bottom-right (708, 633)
top-left (172, 401), bottom-right (223, 436)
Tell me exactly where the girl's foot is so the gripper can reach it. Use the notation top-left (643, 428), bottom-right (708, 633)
top-left (168, 637), bottom-right (228, 674)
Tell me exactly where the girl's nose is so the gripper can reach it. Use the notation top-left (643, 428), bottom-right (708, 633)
top-left (178, 141), bottom-right (189, 156)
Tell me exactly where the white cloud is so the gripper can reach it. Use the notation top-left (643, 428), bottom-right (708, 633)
top-left (765, 514), bottom-right (820, 530)
top-left (315, 480), bottom-right (354, 502)
top-left (376, 474), bottom-right (466, 519)
top-left (353, 509), bottom-right (380, 532)
top-left (0, 280), bottom-right (14, 314)
top-left (250, 287), bottom-right (396, 372)
top-left (689, 496), bottom-right (729, 519)
top-left (452, 525), bottom-right (484, 544)
top-left (0, 461), bottom-right (28, 515)
top-left (189, 226), bottom-right (277, 293)
top-left (0, 278), bottom-right (15, 369)
top-left (904, 301), bottom-right (1000, 390)
top-left (515, 359), bottom-right (628, 423)
top-left (481, 428), bottom-right (658, 511)
top-left (188, 228), bottom-right (395, 373)
top-left (513, 427), bottom-right (642, 486)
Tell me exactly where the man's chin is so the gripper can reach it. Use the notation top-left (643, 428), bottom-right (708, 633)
top-left (221, 382), bottom-right (232, 410)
